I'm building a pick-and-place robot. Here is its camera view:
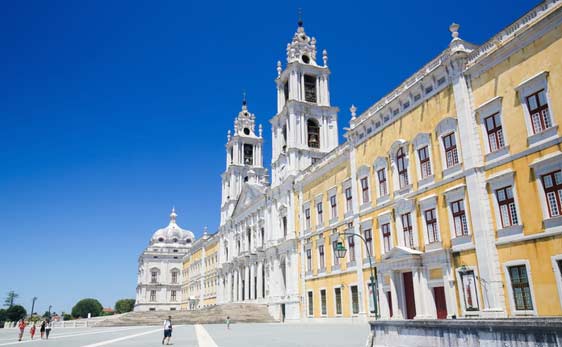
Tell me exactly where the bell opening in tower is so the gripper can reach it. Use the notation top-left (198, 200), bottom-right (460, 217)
top-left (304, 75), bottom-right (317, 103)
top-left (243, 144), bottom-right (253, 165)
top-left (307, 119), bottom-right (320, 149)
top-left (284, 82), bottom-right (289, 102)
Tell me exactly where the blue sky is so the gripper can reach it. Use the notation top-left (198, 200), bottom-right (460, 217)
top-left (0, 0), bottom-right (534, 314)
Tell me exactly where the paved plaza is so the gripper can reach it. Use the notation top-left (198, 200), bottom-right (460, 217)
top-left (0, 323), bottom-right (369, 347)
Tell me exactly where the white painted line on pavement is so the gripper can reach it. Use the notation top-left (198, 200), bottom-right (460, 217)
top-left (195, 324), bottom-right (218, 347)
top-left (0, 326), bottom-right (145, 346)
top-left (79, 328), bottom-right (161, 347)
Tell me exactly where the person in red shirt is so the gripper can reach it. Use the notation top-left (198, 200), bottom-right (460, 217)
top-left (30, 323), bottom-right (36, 340)
top-left (17, 319), bottom-right (26, 341)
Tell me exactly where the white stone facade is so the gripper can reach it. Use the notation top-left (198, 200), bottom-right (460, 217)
top-left (135, 209), bottom-right (194, 311)
top-left (216, 21), bottom-right (338, 321)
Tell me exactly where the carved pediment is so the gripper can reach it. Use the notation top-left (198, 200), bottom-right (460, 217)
top-left (382, 246), bottom-right (422, 261)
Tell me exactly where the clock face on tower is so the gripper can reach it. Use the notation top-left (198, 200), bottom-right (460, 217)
top-left (243, 128), bottom-right (250, 135)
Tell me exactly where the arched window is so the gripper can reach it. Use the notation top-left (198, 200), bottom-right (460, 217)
top-left (243, 144), bottom-right (253, 165)
top-left (397, 148), bottom-right (409, 188)
top-left (282, 125), bottom-right (287, 153)
top-left (307, 119), bottom-right (320, 148)
top-left (247, 228), bottom-right (252, 250)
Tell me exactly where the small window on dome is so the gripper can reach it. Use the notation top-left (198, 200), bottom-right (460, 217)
top-left (302, 55), bottom-right (310, 64)
top-left (173, 249), bottom-right (178, 253)
top-left (158, 238), bottom-right (164, 242)
top-left (173, 238), bottom-right (178, 242)
top-left (186, 239), bottom-right (192, 243)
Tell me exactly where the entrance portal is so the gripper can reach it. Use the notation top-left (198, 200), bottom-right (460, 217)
top-left (433, 286), bottom-right (447, 319)
top-left (402, 272), bottom-right (416, 319)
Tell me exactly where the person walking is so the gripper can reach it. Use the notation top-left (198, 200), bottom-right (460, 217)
top-left (30, 322), bottom-right (36, 340)
top-left (226, 316), bottom-right (231, 330)
top-left (40, 320), bottom-right (46, 339)
top-left (17, 319), bottom-right (26, 341)
top-left (162, 316), bottom-right (172, 345)
top-left (45, 319), bottom-right (52, 339)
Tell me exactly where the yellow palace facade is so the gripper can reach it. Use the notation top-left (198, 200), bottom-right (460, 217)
top-left (294, 1), bottom-right (562, 321)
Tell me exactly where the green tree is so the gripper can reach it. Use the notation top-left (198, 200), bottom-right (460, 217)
top-left (6, 305), bottom-right (26, 321)
top-left (71, 298), bottom-right (103, 318)
top-left (114, 299), bottom-right (135, 314)
top-left (0, 309), bottom-right (7, 323)
top-left (42, 311), bottom-right (51, 318)
top-left (3, 291), bottom-right (18, 308)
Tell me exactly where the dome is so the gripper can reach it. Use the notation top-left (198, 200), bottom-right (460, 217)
top-left (150, 208), bottom-right (195, 245)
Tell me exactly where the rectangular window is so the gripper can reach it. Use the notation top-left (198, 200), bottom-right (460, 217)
top-left (443, 133), bottom-right (459, 168)
top-left (304, 75), bottom-right (317, 103)
top-left (320, 289), bottom-right (327, 315)
top-left (345, 187), bottom-right (353, 213)
top-left (424, 208), bottom-right (439, 243)
top-left (377, 169), bottom-right (388, 196)
top-left (460, 270), bottom-right (479, 311)
top-left (396, 148), bottom-right (409, 188)
top-left (485, 113), bottom-right (505, 152)
top-left (282, 216), bottom-right (288, 237)
top-left (364, 229), bottom-right (373, 257)
top-left (332, 240), bottom-right (339, 266)
top-left (308, 291), bottom-right (314, 316)
top-left (330, 195), bottom-right (337, 219)
top-left (360, 177), bottom-right (370, 203)
top-left (496, 186), bottom-right (518, 228)
top-left (317, 202), bottom-right (323, 225)
top-left (541, 171), bottom-right (562, 217)
top-left (351, 285), bottom-right (359, 314)
top-left (305, 208), bottom-right (311, 230)
top-left (451, 200), bottom-right (469, 236)
top-left (347, 235), bottom-right (355, 262)
top-left (508, 265), bottom-right (534, 311)
top-left (401, 213), bottom-right (414, 248)
top-left (306, 249), bottom-right (312, 272)
top-left (425, 85), bottom-right (434, 94)
top-left (382, 223), bottom-right (391, 252)
top-left (171, 290), bottom-right (176, 302)
top-left (243, 144), bottom-right (253, 165)
top-left (171, 272), bottom-right (178, 284)
top-left (284, 82), bottom-right (289, 102)
top-left (526, 89), bottom-right (552, 134)
top-left (319, 245), bottom-right (325, 270)
top-left (150, 290), bottom-right (156, 302)
top-left (334, 288), bottom-right (342, 315)
top-left (151, 271), bottom-right (158, 283)
top-left (418, 146), bottom-right (432, 178)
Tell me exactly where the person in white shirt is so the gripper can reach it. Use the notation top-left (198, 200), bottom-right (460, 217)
top-left (162, 316), bottom-right (172, 345)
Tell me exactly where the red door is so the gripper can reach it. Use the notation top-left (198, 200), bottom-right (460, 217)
top-left (434, 286), bottom-right (447, 319)
top-left (402, 272), bottom-right (416, 319)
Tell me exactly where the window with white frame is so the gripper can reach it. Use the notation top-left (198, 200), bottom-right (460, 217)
top-left (443, 133), bottom-right (459, 168)
top-left (425, 208), bottom-right (439, 243)
top-left (307, 291), bottom-right (314, 316)
top-left (378, 168), bottom-right (388, 196)
top-left (516, 71), bottom-right (556, 143)
top-left (345, 187), bottom-right (353, 214)
top-left (171, 271), bottom-right (178, 284)
top-left (151, 271), bottom-right (158, 283)
top-left (317, 201), bottom-right (323, 225)
top-left (396, 148), bottom-right (409, 188)
top-left (495, 186), bottom-right (519, 228)
top-left (334, 287), bottom-right (342, 315)
top-left (332, 240), bottom-right (339, 266)
top-left (330, 195), bottom-right (337, 220)
top-left (382, 223), bottom-right (392, 253)
top-left (507, 264), bottom-right (534, 312)
top-left (350, 285), bottom-right (359, 314)
top-left (320, 289), bottom-right (327, 315)
top-left (306, 248), bottom-right (312, 272)
top-left (347, 235), bottom-right (355, 262)
top-left (485, 113), bottom-right (505, 152)
top-left (541, 170), bottom-right (562, 217)
top-left (451, 200), bottom-right (468, 237)
top-left (171, 290), bottom-right (177, 301)
top-left (401, 213), bottom-right (414, 248)
top-left (150, 290), bottom-right (156, 302)
top-left (363, 228), bottom-right (373, 257)
top-left (361, 177), bottom-right (370, 204)
top-left (418, 146), bottom-right (432, 178)
top-left (318, 245), bottom-right (325, 270)
top-left (305, 207), bottom-right (311, 230)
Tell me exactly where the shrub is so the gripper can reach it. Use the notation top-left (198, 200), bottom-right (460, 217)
top-left (6, 305), bottom-right (26, 322)
top-left (71, 298), bottom-right (103, 318)
top-left (114, 299), bottom-right (136, 314)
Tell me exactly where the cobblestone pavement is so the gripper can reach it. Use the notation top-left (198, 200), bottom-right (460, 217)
top-left (0, 322), bottom-right (369, 347)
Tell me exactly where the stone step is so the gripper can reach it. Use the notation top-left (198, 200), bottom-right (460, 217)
top-left (93, 304), bottom-right (277, 327)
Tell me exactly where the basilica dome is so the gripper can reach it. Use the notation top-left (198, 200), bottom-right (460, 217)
top-left (150, 208), bottom-right (194, 245)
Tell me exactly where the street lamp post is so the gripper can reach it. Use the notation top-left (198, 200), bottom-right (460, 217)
top-left (30, 297), bottom-right (37, 318)
top-left (48, 305), bottom-right (52, 318)
top-left (335, 232), bottom-right (379, 319)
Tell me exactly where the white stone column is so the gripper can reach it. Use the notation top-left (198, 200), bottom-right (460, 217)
top-left (389, 271), bottom-right (402, 319)
top-left (245, 266), bottom-right (250, 301)
top-left (250, 264), bottom-right (256, 300)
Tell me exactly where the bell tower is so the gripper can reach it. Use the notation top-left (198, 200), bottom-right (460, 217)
top-left (270, 18), bottom-right (339, 187)
top-left (220, 97), bottom-right (267, 225)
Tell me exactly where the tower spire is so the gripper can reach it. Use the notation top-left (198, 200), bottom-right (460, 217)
top-left (170, 207), bottom-right (177, 224)
top-left (297, 8), bottom-right (303, 28)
